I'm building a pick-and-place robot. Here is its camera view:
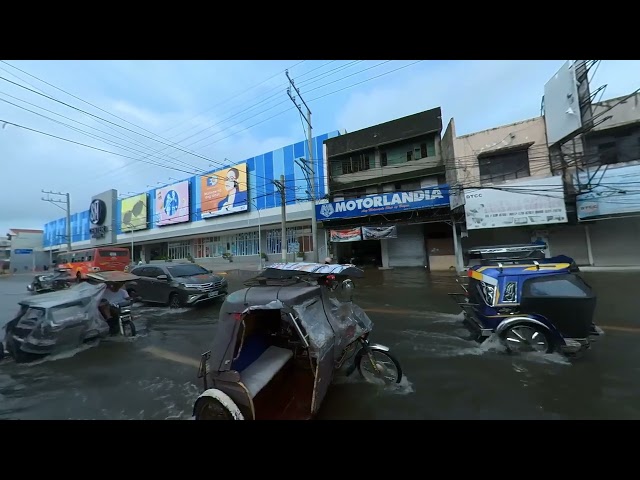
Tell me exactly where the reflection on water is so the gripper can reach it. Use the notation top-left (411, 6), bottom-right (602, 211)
top-left (0, 271), bottom-right (640, 419)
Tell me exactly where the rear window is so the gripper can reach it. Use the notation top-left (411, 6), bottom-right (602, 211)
top-left (98, 250), bottom-right (129, 258)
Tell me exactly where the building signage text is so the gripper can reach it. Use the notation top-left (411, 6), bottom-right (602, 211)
top-left (317, 185), bottom-right (450, 221)
top-left (90, 225), bottom-right (109, 239)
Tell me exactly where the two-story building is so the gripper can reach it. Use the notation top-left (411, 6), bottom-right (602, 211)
top-left (316, 107), bottom-right (455, 270)
top-left (560, 92), bottom-right (640, 266)
top-left (443, 115), bottom-right (569, 267)
top-left (7, 228), bottom-right (48, 272)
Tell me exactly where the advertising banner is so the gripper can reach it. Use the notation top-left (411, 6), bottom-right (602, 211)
top-left (317, 185), bottom-right (449, 221)
top-left (330, 228), bottom-right (362, 242)
top-left (463, 176), bottom-right (568, 230)
top-left (155, 180), bottom-right (190, 226)
top-left (575, 164), bottom-right (640, 220)
top-left (362, 226), bottom-right (397, 240)
top-left (200, 163), bottom-right (249, 219)
top-left (120, 193), bottom-right (148, 231)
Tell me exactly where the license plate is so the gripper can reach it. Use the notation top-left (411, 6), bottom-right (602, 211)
top-left (207, 291), bottom-right (218, 298)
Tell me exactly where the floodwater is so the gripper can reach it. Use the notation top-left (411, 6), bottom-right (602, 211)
top-left (1, 268), bottom-right (640, 420)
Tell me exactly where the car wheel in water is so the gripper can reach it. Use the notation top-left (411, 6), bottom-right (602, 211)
top-left (168, 293), bottom-right (181, 309)
top-left (127, 289), bottom-right (138, 301)
top-left (499, 322), bottom-right (554, 354)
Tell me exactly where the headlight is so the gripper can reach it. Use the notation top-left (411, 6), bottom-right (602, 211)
top-left (479, 281), bottom-right (496, 306)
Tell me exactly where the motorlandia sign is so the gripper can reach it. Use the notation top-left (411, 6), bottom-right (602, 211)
top-left (316, 184), bottom-right (450, 220)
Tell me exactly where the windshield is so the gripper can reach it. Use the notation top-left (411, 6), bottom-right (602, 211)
top-left (167, 264), bottom-right (209, 277)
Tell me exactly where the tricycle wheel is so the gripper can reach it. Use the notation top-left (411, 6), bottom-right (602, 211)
top-left (194, 395), bottom-right (242, 420)
top-left (355, 348), bottom-right (403, 384)
top-left (122, 321), bottom-right (136, 337)
top-left (499, 322), bottom-right (554, 354)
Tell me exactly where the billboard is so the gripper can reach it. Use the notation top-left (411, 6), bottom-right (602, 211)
top-left (463, 176), bottom-right (568, 230)
top-left (576, 164), bottom-right (640, 220)
top-left (200, 163), bottom-right (248, 219)
top-left (90, 190), bottom-right (117, 245)
top-left (120, 193), bottom-right (148, 231)
top-left (317, 185), bottom-right (449, 221)
top-left (544, 61), bottom-right (583, 145)
top-left (155, 180), bottom-right (190, 226)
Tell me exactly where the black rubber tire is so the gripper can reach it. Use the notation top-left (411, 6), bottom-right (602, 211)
top-left (168, 293), bottom-right (181, 309)
top-left (194, 397), bottom-right (235, 420)
top-left (127, 289), bottom-right (138, 302)
top-left (498, 322), bottom-right (555, 354)
top-left (355, 348), bottom-right (403, 384)
top-left (122, 321), bottom-right (136, 337)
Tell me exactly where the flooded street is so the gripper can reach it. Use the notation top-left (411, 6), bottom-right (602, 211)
top-left (1, 268), bottom-right (640, 420)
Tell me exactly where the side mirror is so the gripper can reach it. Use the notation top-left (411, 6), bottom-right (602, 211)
top-left (157, 274), bottom-right (168, 281)
top-left (208, 269), bottom-right (213, 273)
top-left (338, 279), bottom-right (355, 303)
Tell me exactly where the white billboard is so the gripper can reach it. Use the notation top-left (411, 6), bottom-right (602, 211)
top-left (463, 176), bottom-right (568, 230)
top-left (543, 61), bottom-right (583, 145)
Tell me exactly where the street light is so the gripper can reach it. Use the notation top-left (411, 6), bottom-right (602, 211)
top-left (126, 223), bottom-right (135, 264)
top-left (249, 199), bottom-right (262, 271)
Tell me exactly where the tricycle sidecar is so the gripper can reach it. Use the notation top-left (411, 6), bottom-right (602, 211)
top-left (193, 262), bottom-right (403, 420)
top-left (4, 271), bottom-right (139, 363)
top-left (449, 244), bottom-right (603, 356)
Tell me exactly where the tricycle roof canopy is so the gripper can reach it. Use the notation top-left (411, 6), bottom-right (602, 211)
top-left (18, 282), bottom-right (106, 309)
top-left (86, 271), bottom-right (139, 283)
top-left (262, 262), bottom-right (364, 278)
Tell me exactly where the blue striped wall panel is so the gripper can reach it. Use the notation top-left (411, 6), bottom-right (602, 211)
top-left (43, 131), bottom-right (340, 246)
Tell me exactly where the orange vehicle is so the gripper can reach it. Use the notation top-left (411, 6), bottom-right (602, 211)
top-left (56, 247), bottom-right (131, 281)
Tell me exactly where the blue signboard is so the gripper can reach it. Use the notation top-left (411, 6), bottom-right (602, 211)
top-left (316, 184), bottom-right (450, 221)
top-left (575, 164), bottom-right (640, 220)
top-left (14, 249), bottom-right (33, 254)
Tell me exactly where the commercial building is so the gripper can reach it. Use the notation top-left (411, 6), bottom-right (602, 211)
top-left (317, 107), bottom-right (455, 270)
top-left (444, 60), bottom-right (640, 268)
top-left (43, 131), bottom-right (340, 269)
top-left (6, 229), bottom-right (47, 272)
top-left (442, 115), bottom-right (567, 269)
top-left (556, 92), bottom-right (640, 266)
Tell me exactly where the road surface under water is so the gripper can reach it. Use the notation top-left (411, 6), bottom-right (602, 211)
top-left (1, 268), bottom-right (639, 420)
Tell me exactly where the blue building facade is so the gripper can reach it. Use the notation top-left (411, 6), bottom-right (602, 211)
top-left (43, 131), bottom-right (339, 248)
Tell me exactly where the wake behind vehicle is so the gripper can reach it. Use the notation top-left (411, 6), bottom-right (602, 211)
top-left (193, 262), bottom-right (402, 420)
top-left (27, 267), bottom-right (74, 294)
top-left (449, 243), bottom-right (603, 356)
top-left (4, 271), bottom-right (139, 363)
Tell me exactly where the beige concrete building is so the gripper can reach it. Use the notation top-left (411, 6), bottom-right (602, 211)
top-left (442, 115), bottom-right (567, 268)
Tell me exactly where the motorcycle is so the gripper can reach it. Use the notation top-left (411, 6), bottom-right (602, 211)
top-left (27, 268), bottom-right (74, 294)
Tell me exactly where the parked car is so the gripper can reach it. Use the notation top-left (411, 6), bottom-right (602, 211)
top-left (127, 262), bottom-right (228, 308)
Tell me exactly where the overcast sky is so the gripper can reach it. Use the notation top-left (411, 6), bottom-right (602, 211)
top-left (1, 59), bottom-right (638, 235)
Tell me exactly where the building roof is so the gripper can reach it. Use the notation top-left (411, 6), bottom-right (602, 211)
top-left (9, 229), bottom-right (44, 234)
top-left (324, 107), bottom-right (443, 157)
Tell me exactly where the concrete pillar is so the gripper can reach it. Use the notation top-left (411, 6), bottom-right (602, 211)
top-left (451, 220), bottom-right (464, 274)
top-left (379, 239), bottom-right (392, 270)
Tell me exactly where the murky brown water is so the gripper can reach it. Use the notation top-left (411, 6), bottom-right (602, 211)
top-left (1, 269), bottom-right (640, 420)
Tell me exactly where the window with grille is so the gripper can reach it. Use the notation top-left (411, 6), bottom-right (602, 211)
top-left (478, 148), bottom-right (531, 185)
top-left (168, 241), bottom-right (192, 260)
top-left (266, 226), bottom-right (313, 254)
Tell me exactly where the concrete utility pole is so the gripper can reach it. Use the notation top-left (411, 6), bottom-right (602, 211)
top-left (286, 70), bottom-right (318, 263)
top-left (273, 175), bottom-right (287, 262)
top-left (42, 190), bottom-right (71, 252)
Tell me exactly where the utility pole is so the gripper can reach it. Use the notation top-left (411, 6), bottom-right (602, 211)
top-left (273, 175), bottom-right (287, 262)
top-left (286, 70), bottom-right (318, 263)
top-left (42, 190), bottom-right (71, 252)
